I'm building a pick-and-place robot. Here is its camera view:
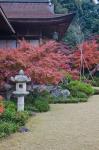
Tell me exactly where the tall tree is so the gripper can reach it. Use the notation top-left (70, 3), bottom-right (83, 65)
top-left (53, 0), bottom-right (99, 47)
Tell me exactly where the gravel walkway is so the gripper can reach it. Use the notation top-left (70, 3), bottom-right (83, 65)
top-left (0, 95), bottom-right (99, 150)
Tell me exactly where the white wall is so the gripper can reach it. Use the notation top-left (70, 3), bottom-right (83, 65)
top-left (0, 40), bottom-right (16, 49)
top-left (0, 39), bottom-right (40, 49)
top-left (29, 40), bottom-right (39, 46)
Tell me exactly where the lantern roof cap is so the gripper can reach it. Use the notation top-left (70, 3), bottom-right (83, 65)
top-left (19, 70), bottom-right (24, 75)
top-left (11, 70), bottom-right (31, 83)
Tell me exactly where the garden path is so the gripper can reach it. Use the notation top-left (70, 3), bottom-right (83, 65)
top-left (0, 95), bottom-right (99, 150)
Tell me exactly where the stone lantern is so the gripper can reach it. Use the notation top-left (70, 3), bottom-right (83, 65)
top-left (11, 70), bottom-right (31, 111)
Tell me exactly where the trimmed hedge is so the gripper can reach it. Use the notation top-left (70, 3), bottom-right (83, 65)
top-left (67, 80), bottom-right (94, 96)
top-left (35, 99), bottom-right (50, 112)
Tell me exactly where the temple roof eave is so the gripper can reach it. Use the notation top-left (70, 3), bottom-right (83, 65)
top-left (9, 13), bottom-right (76, 25)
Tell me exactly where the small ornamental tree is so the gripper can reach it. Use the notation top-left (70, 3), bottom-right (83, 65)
top-left (0, 40), bottom-right (77, 86)
top-left (70, 39), bottom-right (99, 70)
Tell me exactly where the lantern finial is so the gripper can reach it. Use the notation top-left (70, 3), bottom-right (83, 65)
top-left (19, 70), bottom-right (24, 75)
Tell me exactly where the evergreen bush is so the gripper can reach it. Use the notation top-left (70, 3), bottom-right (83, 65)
top-left (35, 99), bottom-right (50, 112)
top-left (67, 80), bottom-right (94, 96)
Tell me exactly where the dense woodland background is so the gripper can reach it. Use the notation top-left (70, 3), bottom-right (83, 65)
top-left (52, 0), bottom-right (99, 47)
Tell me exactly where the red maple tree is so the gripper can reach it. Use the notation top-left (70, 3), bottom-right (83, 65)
top-left (70, 40), bottom-right (99, 70)
top-left (0, 38), bottom-right (98, 87)
top-left (0, 40), bottom-right (73, 86)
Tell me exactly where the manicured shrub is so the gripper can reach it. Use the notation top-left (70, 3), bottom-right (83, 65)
top-left (35, 99), bottom-right (50, 112)
top-left (38, 91), bottom-right (53, 104)
top-left (67, 80), bottom-right (94, 96)
top-left (25, 90), bottom-right (53, 111)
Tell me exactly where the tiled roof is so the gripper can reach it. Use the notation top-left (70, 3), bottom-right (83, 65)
top-left (0, 0), bottom-right (48, 2)
top-left (0, 2), bottom-right (55, 18)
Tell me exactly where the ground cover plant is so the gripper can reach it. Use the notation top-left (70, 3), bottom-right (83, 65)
top-left (0, 100), bottom-right (29, 138)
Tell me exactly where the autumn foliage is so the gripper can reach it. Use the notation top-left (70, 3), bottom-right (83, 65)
top-left (70, 39), bottom-right (99, 69)
top-left (0, 38), bottom-right (99, 87)
top-left (0, 96), bottom-right (4, 114)
top-left (0, 40), bottom-right (73, 85)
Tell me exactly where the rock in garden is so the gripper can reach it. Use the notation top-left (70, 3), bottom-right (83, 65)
top-left (51, 87), bottom-right (70, 98)
top-left (31, 84), bottom-right (70, 99)
top-left (19, 127), bottom-right (30, 133)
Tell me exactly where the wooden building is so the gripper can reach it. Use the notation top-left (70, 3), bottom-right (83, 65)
top-left (0, 0), bottom-right (75, 48)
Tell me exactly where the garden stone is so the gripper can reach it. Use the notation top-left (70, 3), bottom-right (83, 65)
top-left (31, 84), bottom-right (70, 100)
top-left (32, 84), bottom-right (48, 92)
top-left (51, 87), bottom-right (70, 98)
top-left (32, 84), bottom-right (70, 98)
top-left (60, 89), bottom-right (70, 97)
top-left (4, 83), bottom-right (13, 100)
top-left (19, 127), bottom-right (30, 133)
